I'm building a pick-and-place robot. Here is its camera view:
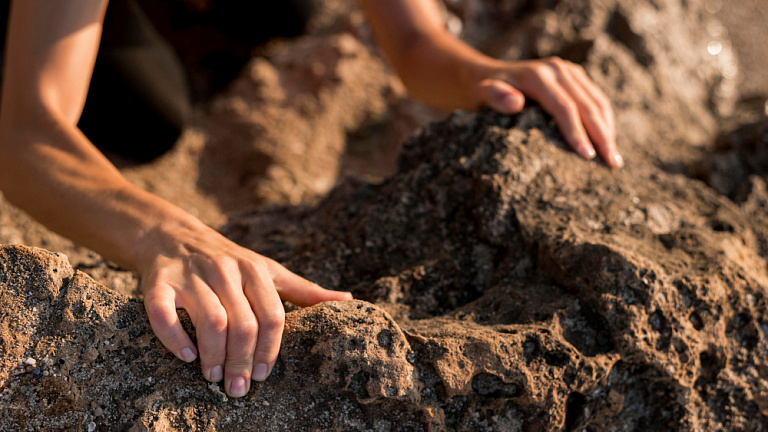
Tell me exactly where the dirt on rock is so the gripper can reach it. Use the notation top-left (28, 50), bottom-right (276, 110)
top-left (2, 0), bottom-right (768, 430)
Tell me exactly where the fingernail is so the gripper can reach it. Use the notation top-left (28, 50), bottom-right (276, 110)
top-left (613, 154), bottom-right (625, 168)
top-left (502, 93), bottom-right (522, 111)
top-left (252, 363), bottom-right (269, 381)
top-left (211, 365), bottom-right (223, 382)
top-left (229, 377), bottom-right (248, 397)
top-left (581, 145), bottom-right (596, 159)
top-left (180, 348), bottom-right (196, 363)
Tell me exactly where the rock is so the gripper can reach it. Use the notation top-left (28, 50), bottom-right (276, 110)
top-left (223, 107), bottom-right (768, 430)
top-left (3, 116), bottom-right (768, 430)
top-left (0, 245), bottom-right (423, 430)
top-left (1, 0), bottom-right (768, 430)
top-left (5, 102), bottom-right (766, 429)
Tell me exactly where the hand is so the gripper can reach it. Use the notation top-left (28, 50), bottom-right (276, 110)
top-left (137, 219), bottom-right (353, 398)
top-left (476, 57), bottom-right (623, 169)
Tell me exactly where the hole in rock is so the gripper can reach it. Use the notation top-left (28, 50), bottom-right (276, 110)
top-left (471, 372), bottom-right (522, 398)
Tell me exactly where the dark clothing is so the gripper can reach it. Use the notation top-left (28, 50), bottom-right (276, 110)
top-left (79, 0), bottom-right (192, 161)
top-left (0, 0), bottom-right (313, 161)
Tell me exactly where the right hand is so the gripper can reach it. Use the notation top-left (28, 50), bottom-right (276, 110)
top-left (137, 219), bottom-right (353, 398)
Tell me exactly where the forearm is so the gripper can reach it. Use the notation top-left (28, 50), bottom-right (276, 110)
top-left (359, 0), bottom-right (621, 168)
top-left (357, 0), bottom-right (500, 110)
top-left (0, 114), bottom-right (199, 273)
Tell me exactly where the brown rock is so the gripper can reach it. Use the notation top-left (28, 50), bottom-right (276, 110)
top-left (224, 106), bottom-right (768, 430)
top-left (2, 0), bottom-right (768, 430)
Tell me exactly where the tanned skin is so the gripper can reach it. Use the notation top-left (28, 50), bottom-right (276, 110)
top-left (0, 0), bottom-right (619, 398)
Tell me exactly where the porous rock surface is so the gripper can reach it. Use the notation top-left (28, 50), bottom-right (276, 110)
top-left (3, 105), bottom-right (768, 430)
top-left (2, 0), bottom-right (768, 431)
top-left (224, 108), bottom-right (768, 431)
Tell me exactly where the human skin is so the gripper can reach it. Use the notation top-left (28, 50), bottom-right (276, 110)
top-left (358, 0), bottom-right (621, 168)
top-left (0, 0), bottom-right (619, 399)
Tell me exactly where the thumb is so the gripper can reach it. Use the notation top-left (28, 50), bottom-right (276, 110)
top-left (268, 261), bottom-right (353, 307)
top-left (477, 79), bottom-right (525, 114)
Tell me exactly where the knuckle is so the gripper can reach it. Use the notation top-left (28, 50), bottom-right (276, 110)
top-left (231, 318), bottom-right (259, 341)
top-left (145, 301), bottom-right (172, 326)
top-left (206, 309), bottom-right (229, 334)
top-left (243, 259), bottom-right (271, 282)
top-left (519, 66), bottom-right (547, 87)
top-left (259, 307), bottom-right (286, 331)
top-left (553, 96), bottom-right (577, 116)
top-left (570, 61), bottom-right (585, 72)
top-left (225, 356), bottom-right (252, 369)
top-left (546, 56), bottom-right (566, 70)
top-left (206, 255), bottom-right (239, 276)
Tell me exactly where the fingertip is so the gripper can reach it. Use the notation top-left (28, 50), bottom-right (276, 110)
top-left (252, 363), bottom-right (269, 382)
top-left (479, 79), bottom-right (525, 114)
top-left (575, 142), bottom-right (596, 160)
top-left (209, 365), bottom-right (224, 382)
top-left (144, 292), bottom-right (198, 365)
top-left (326, 289), bottom-right (354, 302)
top-left (180, 347), bottom-right (197, 363)
top-left (330, 290), bottom-right (354, 301)
top-left (611, 153), bottom-right (625, 169)
top-left (228, 376), bottom-right (249, 398)
top-left (501, 92), bottom-right (525, 113)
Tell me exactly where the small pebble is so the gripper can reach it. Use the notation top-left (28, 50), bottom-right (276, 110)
top-left (94, 407), bottom-right (103, 417)
top-left (87, 421), bottom-right (96, 432)
top-left (24, 358), bottom-right (36, 366)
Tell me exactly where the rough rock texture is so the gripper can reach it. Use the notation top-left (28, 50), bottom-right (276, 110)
top-left (223, 108), bottom-right (768, 431)
top-left (4, 105), bottom-right (768, 429)
top-left (2, 0), bottom-right (768, 430)
top-left (0, 198), bottom-right (139, 298)
top-left (0, 246), bottom-right (424, 431)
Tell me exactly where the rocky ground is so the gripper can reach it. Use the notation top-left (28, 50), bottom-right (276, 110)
top-left (1, 0), bottom-right (768, 430)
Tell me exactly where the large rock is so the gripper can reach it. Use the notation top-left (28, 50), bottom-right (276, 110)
top-left (2, 0), bottom-right (768, 430)
top-left (3, 105), bottom-right (767, 430)
top-left (0, 246), bottom-right (425, 431)
top-left (223, 108), bottom-right (768, 431)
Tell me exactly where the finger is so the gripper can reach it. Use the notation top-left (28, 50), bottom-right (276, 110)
top-left (242, 262), bottom-right (286, 382)
top-left (267, 259), bottom-right (353, 307)
top-left (203, 258), bottom-right (257, 398)
top-left (477, 78), bottom-right (526, 113)
top-left (565, 65), bottom-right (623, 168)
top-left (142, 280), bottom-right (197, 364)
top-left (555, 64), bottom-right (623, 168)
top-left (533, 78), bottom-right (596, 160)
top-left (183, 275), bottom-right (228, 383)
top-left (569, 65), bottom-right (616, 132)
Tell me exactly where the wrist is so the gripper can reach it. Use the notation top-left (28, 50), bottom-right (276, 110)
top-left (396, 29), bottom-right (505, 110)
top-left (128, 194), bottom-right (207, 275)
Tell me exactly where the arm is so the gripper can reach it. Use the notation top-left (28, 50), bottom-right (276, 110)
top-left (0, 0), bottom-right (350, 398)
top-left (357, 0), bottom-right (623, 169)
